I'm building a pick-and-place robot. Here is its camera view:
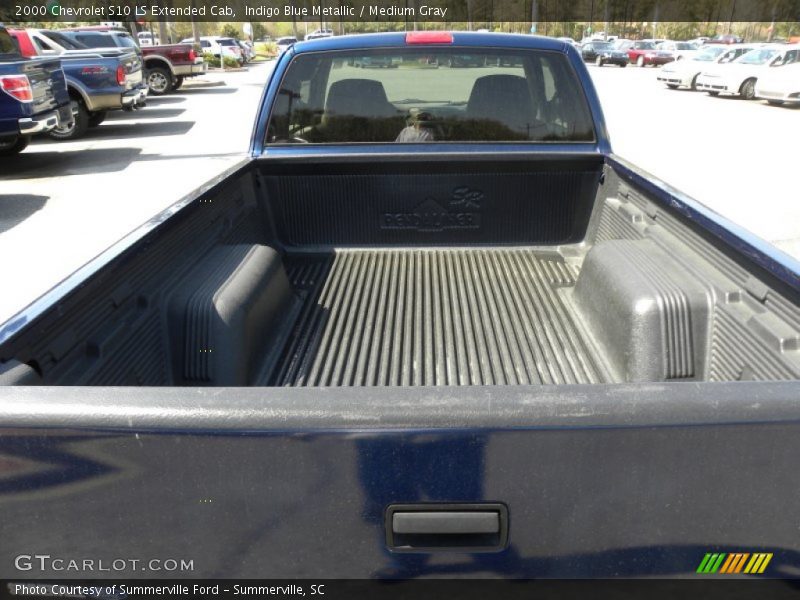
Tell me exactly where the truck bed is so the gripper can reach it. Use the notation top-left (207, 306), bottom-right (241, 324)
top-left (273, 248), bottom-right (603, 386)
top-left (1, 155), bottom-right (799, 387)
top-left (2, 31), bottom-right (800, 581)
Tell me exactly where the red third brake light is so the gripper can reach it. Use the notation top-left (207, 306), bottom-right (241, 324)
top-left (405, 31), bottom-right (454, 44)
top-left (0, 75), bottom-right (33, 102)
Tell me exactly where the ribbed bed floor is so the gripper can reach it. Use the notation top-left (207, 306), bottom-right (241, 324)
top-left (270, 248), bottom-right (605, 386)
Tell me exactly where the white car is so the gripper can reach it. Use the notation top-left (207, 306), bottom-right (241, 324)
top-left (305, 29), bottom-right (333, 41)
top-left (276, 37), bottom-right (297, 55)
top-left (696, 44), bottom-right (800, 99)
top-left (657, 40), bottom-right (699, 61)
top-left (556, 36), bottom-right (581, 50)
top-left (181, 36), bottom-right (243, 64)
top-left (137, 32), bottom-right (159, 47)
top-left (755, 62), bottom-right (800, 106)
top-left (658, 44), bottom-right (755, 90)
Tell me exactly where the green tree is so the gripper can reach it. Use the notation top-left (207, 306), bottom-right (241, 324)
top-left (252, 22), bottom-right (268, 40)
top-left (220, 23), bottom-right (240, 39)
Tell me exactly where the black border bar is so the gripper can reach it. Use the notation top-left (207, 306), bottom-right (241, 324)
top-left (2, 0), bottom-right (799, 23)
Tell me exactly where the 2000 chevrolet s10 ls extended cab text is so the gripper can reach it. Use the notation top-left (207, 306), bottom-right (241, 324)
top-left (1, 32), bottom-right (799, 580)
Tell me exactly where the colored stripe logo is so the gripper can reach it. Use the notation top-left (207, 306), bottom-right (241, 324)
top-left (697, 552), bottom-right (773, 574)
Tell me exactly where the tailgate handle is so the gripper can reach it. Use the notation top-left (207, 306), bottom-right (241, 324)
top-left (393, 511), bottom-right (499, 535)
top-left (385, 503), bottom-right (508, 552)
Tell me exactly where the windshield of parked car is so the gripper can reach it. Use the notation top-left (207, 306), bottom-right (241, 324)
top-left (695, 46), bottom-right (727, 61)
top-left (267, 48), bottom-right (595, 144)
top-left (114, 34), bottom-right (139, 49)
top-left (736, 48), bottom-right (778, 65)
top-left (634, 42), bottom-right (656, 50)
top-left (42, 30), bottom-right (87, 50)
top-left (592, 42), bottom-right (613, 50)
top-left (278, 37), bottom-right (297, 44)
top-left (675, 42), bottom-right (695, 50)
top-left (69, 33), bottom-right (116, 48)
top-left (217, 38), bottom-right (237, 47)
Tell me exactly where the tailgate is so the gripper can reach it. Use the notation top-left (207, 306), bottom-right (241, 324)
top-left (1, 382), bottom-right (799, 579)
top-left (119, 50), bottom-right (143, 88)
top-left (19, 57), bottom-right (64, 114)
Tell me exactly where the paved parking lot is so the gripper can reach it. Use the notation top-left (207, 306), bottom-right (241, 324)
top-left (591, 62), bottom-right (800, 260)
top-left (0, 62), bottom-right (272, 323)
top-left (0, 58), bottom-right (797, 324)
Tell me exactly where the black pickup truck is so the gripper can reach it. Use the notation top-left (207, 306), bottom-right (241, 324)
top-left (1, 32), bottom-right (799, 581)
top-left (0, 25), bottom-right (72, 154)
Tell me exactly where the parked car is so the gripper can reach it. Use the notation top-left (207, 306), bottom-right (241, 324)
top-left (180, 36), bottom-right (243, 65)
top-left (657, 43), bottom-right (756, 90)
top-left (60, 28), bottom-right (141, 58)
top-left (580, 41), bottom-right (628, 67)
top-left (137, 31), bottom-right (160, 47)
top-left (493, 54), bottom-right (524, 67)
top-left (215, 37), bottom-right (245, 64)
top-left (697, 44), bottom-right (799, 99)
top-left (580, 34), bottom-right (616, 45)
top-left (556, 36), bottom-right (580, 50)
top-left (236, 40), bottom-right (255, 62)
top-left (306, 28), bottom-right (334, 41)
top-left (619, 40), bottom-right (675, 67)
top-left (9, 28), bottom-right (147, 139)
top-left (588, 32), bottom-right (616, 42)
top-left (2, 31), bottom-right (800, 582)
top-left (350, 55), bottom-right (398, 68)
top-left (707, 34), bottom-right (744, 45)
top-left (140, 44), bottom-right (206, 94)
top-left (64, 27), bottom-right (206, 95)
top-left (755, 62), bottom-right (800, 105)
top-left (13, 27), bottom-right (90, 55)
top-left (657, 40), bottom-right (699, 61)
top-left (0, 25), bottom-right (73, 155)
top-left (276, 36), bottom-right (297, 55)
top-left (442, 54), bottom-right (485, 67)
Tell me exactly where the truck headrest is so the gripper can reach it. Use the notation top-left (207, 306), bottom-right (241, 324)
top-left (466, 74), bottom-right (535, 136)
top-left (325, 78), bottom-right (397, 119)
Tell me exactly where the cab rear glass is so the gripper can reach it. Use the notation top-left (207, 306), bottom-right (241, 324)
top-left (266, 47), bottom-right (596, 144)
top-left (0, 28), bottom-right (20, 56)
top-left (42, 30), bottom-right (86, 50)
top-left (0, 29), bottom-right (19, 56)
top-left (72, 33), bottom-right (112, 47)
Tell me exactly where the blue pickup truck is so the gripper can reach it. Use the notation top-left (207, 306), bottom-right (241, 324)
top-left (0, 25), bottom-right (72, 154)
top-left (1, 32), bottom-right (799, 581)
top-left (9, 28), bottom-right (147, 139)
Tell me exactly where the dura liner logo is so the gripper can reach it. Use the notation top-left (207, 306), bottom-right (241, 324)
top-left (382, 187), bottom-right (484, 232)
top-left (696, 552), bottom-right (773, 574)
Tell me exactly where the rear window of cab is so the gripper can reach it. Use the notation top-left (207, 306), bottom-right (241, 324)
top-left (266, 47), bottom-right (596, 144)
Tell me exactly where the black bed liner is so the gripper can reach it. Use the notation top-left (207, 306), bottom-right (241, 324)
top-left (271, 248), bottom-right (605, 386)
top-left (1, 157), bottom-right (799, 387)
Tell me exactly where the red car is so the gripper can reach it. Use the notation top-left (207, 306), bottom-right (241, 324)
top-left (619, 40), bottom-right (675, 67)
